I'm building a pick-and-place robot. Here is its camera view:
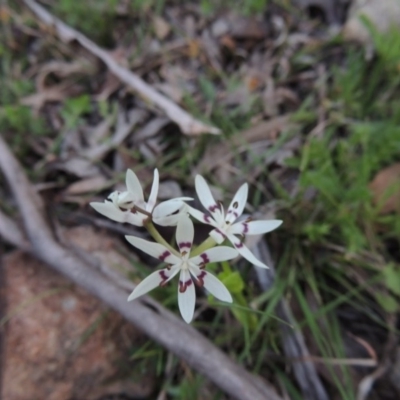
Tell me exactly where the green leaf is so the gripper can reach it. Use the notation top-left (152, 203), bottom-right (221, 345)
top-left (382, 264), bottom-right (400, 296)
top-left (375, 293), bottom-right (399, 313)
top-left (218, 271), bottom-right (245, 294)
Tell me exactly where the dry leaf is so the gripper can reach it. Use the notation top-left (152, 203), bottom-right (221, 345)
top-left (0, 5), bottom-right (11, 22)
top-left (21, 60), bottom-right (92, 111)
top-left (20, 83), bottom-right (82, 111)
top-left (228, 15), bottom-right (268, 40)
top-left (95, 71), bottom-right (121, 100)
top-left (65, 176), bottom-right (109, 195)
top-left (153, 15), bottom-right (171, 40)
top-left (201, 30), bottom-right (222, 71)
top-left (195, 115), bottom-right (293, 174)
top-left (23, 0), bottom-right (220, 136)
top-left (56, 157), bottom-right (101, 178)
top-left (85, 117), bottom-right (113, 147)
top-left (219, 34), bottom-right (236, 51)
top-left (246, 75), bottom-right (264, 92)
top-left (187, 38), bottom-right (201, 58)
top-left (82, 108), bottom-right (146, 161)
top-left (211, 18), bottom-right (230, 37)
top-left (369, 163), bottom-right (400, 214)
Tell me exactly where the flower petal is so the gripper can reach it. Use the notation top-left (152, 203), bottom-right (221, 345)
top-left (227, 234), bottom-right (269, 268)
top-left (209, 228), bottom-right (226, 244)
top-left (153, 199), bottom-right (184, 219)
top-left (90, 202), bottom-right (124, 222)
top-left (225, 183), bottom-right (248, 224)
top-left (116, 191), bottom-right (136, 208)
top-left (190, 246), bottom-right (238, 265)
top-left (146, 168), bottom-right (159, 212)
top-left (188, 206), bottom-right (218, 227)
top-left (202, 271), bottom-right (232, 303)
top-left (195, 175), bottom-right (223, 221)
top-left (125, 235), bottom-right (180, 264)
top-left (108, 191), bottom-right (120, 206)
top-left (126, 212), bottom-right (147, 226)
top-left (91, 202), bottom-right (144, 225)
top-left (176, 214), bottom-right (193, 253)
top-left (125, 169), bottom-right (144, 202)
top-left (178, 270), bottom-right (196, 323)
top-left (245, 219), bottom-right (282, 235)
top-left (153, 214), bottom-right (181, 227)
top-left (127, 270), bottom-right (164, 301)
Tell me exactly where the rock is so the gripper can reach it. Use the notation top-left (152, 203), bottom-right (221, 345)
top-left (0, 227), bottom-right (155, 400)
top-left (343, 0), bottom-right (400, 45)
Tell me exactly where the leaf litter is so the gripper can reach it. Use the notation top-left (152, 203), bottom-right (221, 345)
top-left (1, 0), bottom-right (400, 399)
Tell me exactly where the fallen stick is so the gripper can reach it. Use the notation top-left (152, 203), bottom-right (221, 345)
top-left (0, 211), bottom-right (31, 252)
top-left (0, 134), bottom-right (282, 400)
top-left (22, 0), bottom-right (220, 136)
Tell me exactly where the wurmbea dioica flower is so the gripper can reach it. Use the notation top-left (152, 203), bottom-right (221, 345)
top-left (188, 175), bottom-right (282, 269)
top-left (126, 215), bottom-right (238, 323)
top-left (90, 169), bottom-right (190, 227)
top-left (90, 168), bottom-right (283, 323)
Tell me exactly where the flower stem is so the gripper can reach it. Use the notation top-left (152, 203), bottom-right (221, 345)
top-left (144, 220), bottom-right (180, 256)
top-left (133, 205), bottom-right (152, 218)
top-left (190, 236), bottom-right (217, 257)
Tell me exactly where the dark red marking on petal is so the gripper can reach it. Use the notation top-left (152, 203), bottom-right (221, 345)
top-left (159, 251), bottom-right (171, 262)
top-left (208, 204), bottom-right (219, 213)
top-left (242, 222), bottom-right (248, 234)
top-left (159, 270), bottom-right (168, 280)
top-left (196, 271), bottom-right (207, 287)
top-left (215, 228), bottom-right (226, 238)
top-left (179, 279), bottom-right (193, 293)
top-left (232, 201), bottom-right (239, 209)
top-left (200, 253), bottom-right (210, 265)
top-left (235, 241), bottom-right (244, 249)
top-left (203, 214), bottom-right (211, 223)
top-left (159, 270), bottom-right (169, 286)
top-left (227, 210), bottom-right (238, 219)
top-left (179, 241), bottom-right (192, 249)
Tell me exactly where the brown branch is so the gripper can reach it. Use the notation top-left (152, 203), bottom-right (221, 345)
top-left (0, 211), bottom-right (31, 252)
top-left (0, 134), bottom-right (282, 400)
top-left (22, 0), bottom-right (220, 136)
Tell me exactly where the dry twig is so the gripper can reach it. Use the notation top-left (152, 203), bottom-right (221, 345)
top-left (22, 0), bottom-right (220, 136)
top-left (0, 134), bottom-right (282, 400)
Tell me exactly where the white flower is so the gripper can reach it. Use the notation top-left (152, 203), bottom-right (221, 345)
top-left (90, 169), bottom-right (191, 227)
top-left (126, 215), bottom-right (237, 323)
top-left (189, 175), bottom-right (282, 268)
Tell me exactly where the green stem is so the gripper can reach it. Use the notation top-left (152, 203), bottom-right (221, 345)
top-left (144, 220), bottom-right (180, 256)
top-left (190, 236), bottom-right (217, 257)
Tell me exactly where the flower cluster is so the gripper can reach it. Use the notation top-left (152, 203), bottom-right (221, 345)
top-left (90, 169), bottom-right (282, 323)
